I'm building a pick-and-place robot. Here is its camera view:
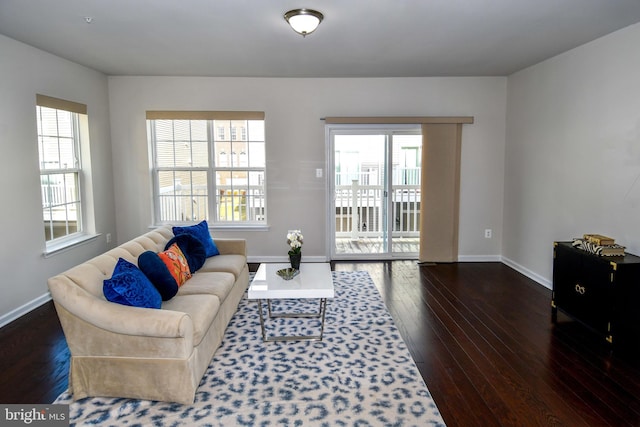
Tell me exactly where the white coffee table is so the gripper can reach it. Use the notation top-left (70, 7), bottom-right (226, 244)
top-left (248, 263), bottom-right (334, 342)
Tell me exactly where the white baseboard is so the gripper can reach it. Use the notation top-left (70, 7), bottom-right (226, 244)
top-left (457, 254), bottom-right (502, 262)
top-left (247, 255), bottom-right (329, 264)
top-left (501, 256), bottom-right (551, 289)
top-left (0, 292), bottom-right (51, 329)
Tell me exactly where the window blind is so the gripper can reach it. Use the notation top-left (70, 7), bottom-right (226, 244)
top-left (146, 111), bottom-right (265, 120)
top-left (36, 94), bottom-right (87, 115)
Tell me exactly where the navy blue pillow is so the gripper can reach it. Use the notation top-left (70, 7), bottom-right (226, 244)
top-left (103, 258), bottom-right (162, 309)
top-left (138, 251), bottom-right (179, 301)
top-left (173, 220), bottom-right (219, 257)
top-left (164, 234), bottom-right (206, 273)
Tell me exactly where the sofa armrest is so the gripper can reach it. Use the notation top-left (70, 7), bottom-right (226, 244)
top-left (213, 238), bottom-right (247, 256)
top-left (49, 275), bottom-right (193, 340)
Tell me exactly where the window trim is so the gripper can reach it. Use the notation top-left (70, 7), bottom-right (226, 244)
top-left (36, 95), bottom-right (89, 250)
top-left (147, 111), bottom-right (267, 227)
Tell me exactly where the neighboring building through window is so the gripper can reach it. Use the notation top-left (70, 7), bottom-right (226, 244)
top-left (147, 111), bottom-right (266, 225)
top-left (36, 94), bottom-right (88, 247)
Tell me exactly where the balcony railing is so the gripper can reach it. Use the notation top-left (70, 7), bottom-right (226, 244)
top-left (40, 169), bottom-right (420, 240)
top-left (158, 185), bottom-right (265, 222)
top-left (335, 182), bottom-right (420, 239)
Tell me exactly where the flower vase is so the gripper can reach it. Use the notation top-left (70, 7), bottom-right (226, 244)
top-left (289, 252), bottom-right (301, 270)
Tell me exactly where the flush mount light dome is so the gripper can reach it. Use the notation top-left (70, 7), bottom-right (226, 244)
top-left (284, 8), bottom-right (324, 37)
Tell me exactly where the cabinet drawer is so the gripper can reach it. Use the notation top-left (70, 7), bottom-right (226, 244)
top-left (555, 278), bottom-right (609, 333)
top-left (553, 243), bottom-right (612, 336)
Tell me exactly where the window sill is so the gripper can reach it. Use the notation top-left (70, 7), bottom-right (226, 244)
top-left (210, 224), bottom-right (270, 232)
top-left (43, 233), bottom-right (100, 258)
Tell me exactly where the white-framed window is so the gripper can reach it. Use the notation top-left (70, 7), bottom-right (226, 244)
top-left (36, 95), bottom-right (88, 247)
top-left (147, 111), bottom-right (266, 225)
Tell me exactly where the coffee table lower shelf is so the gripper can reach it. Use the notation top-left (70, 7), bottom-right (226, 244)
top-left (248, 263), bottom-right (334, 343)
top-left (256, 298), bottom-right (328, 342)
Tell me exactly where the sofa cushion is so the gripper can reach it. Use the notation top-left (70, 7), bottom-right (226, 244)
top-left (173, 220), bottom-right (220, 257)
top-left (103, 258), bottom-right (162, 309)
top-left (164, 234), bottom-right (206, 273)
top-left (161, 294), bottom-right (220, 345)
top-left (177, 272), bottom-right (236, 303)
top-left (138, 251), bottom-right (179, 301)
top-left (200, 254), bottom-right (246, 279)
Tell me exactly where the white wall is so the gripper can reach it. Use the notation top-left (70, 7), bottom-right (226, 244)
top-left (108, 76), bottom-right (507, 261)
top-left (504, 23), bottom-right (640, 287)
top-left (0, 35), bottom-right (116, 325)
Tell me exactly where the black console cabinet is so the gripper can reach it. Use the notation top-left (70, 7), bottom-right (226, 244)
top-left (552, 241), bottom-right (640, 348)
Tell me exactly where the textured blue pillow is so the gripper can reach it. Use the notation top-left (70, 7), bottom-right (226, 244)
top-left (103, 258), bottom-right (162, 309)
top-left (165, 234), bottom-right (206, 273)
top-left (173, 220), bottom-right (219, 257)
top-left (138, 250), bottom-right (179, 301)
top-left (109, 256), bottom-right (139, 275)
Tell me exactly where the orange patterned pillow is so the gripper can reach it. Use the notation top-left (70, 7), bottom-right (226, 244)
top-left (157, 243), bottom-right (192, 286)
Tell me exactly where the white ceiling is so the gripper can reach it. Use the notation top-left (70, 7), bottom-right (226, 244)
top-left (2, 0), bottom-right (640, 78)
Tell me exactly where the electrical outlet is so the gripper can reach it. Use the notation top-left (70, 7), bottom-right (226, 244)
top-left (106, 233), bottom-right (112, 243)
top-left (484, 229), bottom-right (492, 239)
top-left (315, 168), bottom-right (323, 178)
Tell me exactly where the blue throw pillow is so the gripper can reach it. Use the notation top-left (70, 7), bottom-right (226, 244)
top-left (103, 258), bottom-right (162, 309)
top-left (173, 220), bottom-right (219, 257)
top-left (138, 250), bottom-right (179, 301)
top-left (165, 234), bottom-right (206, 273)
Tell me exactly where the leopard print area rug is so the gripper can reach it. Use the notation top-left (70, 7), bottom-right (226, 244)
top-left (54, 271), bottom-right (446, 426)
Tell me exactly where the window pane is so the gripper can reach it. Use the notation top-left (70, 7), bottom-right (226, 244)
top-left (58, 137), bottom-right (75, 169)
top-left (155, 120), bottom-right (175, 141)
top-left (157, 170), bottom-right (208, 222)
top-left (231, 141), bottom-right (248, 167)
top-left (36, 104), bottom-right (83, 242)
top-left (191, 139), bottom-right (208, 167)
top-left (248, 142), bottom-right (265, 167)
top-left (40, 172), bottom-right (80, 241)
top-left (213, 120), bottom-right (231, 142)
top-left (172, 120), bottom-right (191, 142)
top-left (247, 120), bottom-right (265, 142)
top-left (216, 171), bottom-right (249, 222)
top-left (62, 172), bottom-right (79, 206)
top-left (156, 140), bottom-right (175, 167)
top-left (174, 141), bottom-right (191, 167)
top-left (40, 136), bottom-right (60, 169)
top-left (56, 110), bottom-right (73, 137)
top-left (38, 107), bottom-right (59, 135)
top-left (248, 171), bottom-right (266, 221)
top-left (215, 141), bottom-right (231, 167)
top-left (154, 120), bottom-right (208, 168)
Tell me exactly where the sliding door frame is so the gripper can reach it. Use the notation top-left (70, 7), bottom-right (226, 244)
top-left (326, 123), bottom-right (421, 260)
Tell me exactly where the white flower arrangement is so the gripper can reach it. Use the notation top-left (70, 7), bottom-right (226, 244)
top-left (286, 230), bottom-right (304, 255)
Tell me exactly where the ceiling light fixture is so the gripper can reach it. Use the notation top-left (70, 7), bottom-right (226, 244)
top-left (284, 8), bottom-right (324, 37)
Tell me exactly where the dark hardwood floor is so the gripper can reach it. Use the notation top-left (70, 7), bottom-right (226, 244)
top-left (2, 261), bottom-right (640, 426)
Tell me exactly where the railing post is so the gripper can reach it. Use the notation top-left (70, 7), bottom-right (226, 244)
top-left (351, 179), bottom-right (359, 241)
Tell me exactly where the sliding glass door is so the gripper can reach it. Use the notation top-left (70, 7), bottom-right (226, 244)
top-left (328, 125), bottom-right (421, 259)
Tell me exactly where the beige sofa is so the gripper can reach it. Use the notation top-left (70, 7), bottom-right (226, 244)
top-left (47, 225), bottom-right (249, 404)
